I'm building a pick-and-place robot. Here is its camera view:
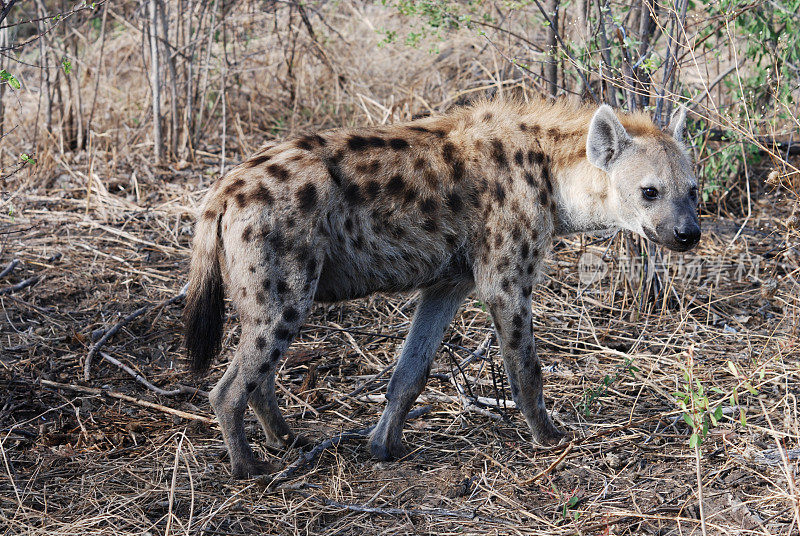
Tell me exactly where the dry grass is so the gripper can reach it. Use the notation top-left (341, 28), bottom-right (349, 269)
top-left (1, 2), bottom-right (800, 535)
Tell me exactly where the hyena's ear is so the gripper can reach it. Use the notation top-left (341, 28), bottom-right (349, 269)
top-left (586, 104), bottom-right (632, 171)
top-left (667, 105), bottom-right (687, 141)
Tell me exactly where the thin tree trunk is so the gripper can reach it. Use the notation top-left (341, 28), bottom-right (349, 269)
top-left (596, 0), bottom-right (619, 107)
top-left (148, 0), bottom-right (163, 161)
top-left (87, 4), bottom-right (108, 147)
top-left (544, 0), bottom-right (559, 97)
top-left (157, 0), bottom-right (178, 158)
top-left (636, 0), bottom-right (655, 109)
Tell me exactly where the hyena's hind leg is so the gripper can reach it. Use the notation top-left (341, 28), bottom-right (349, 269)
top-left (370, 280), bottom-right (473, 460)
top-left (210, 229), bottom-right (321, 479)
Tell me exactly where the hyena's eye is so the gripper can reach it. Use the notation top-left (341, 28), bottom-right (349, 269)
top-left (641, 187), bottom-right (659, 200)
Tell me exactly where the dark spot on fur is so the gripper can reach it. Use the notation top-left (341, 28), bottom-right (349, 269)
top-left (267, 163), bottom-right (290, 182)
top-left (249, 265), bottom-right (256, 273)
top-left (262, 279), bottom-right (271, 291)
top-left (364, 180), bottom-right (381, 200)
top-left (296, 133), bottom-right (326, 150)
top-left (275, 326), bottom-right (291, 340)
top-left (446, 191), bottom-right (463, 213)
top-left (413, 157), bottom-right (427, 171)
top-left (547, 127), bottom-right (562, 141)
top-left (512, 314), bottom-right (523, 328)
top-left (492, 182), bottom-right (506, 203)
top-left (403, 188), bottom-right (418, 205)
top-left (389, 138), bottom-right (409, 150)
top-left (422, 218), bottom-right (437, 233)
top-left (255, 291), bottom-right (266, 304)
top-left (203, 209), bottom-right (216, 220)
top-left (244, 154), bottom-right (271, 168)
top-left (494, 233), bottom-right (503, 249)
top-left (445, 234), bottom-right (458, 247)
top-left (235, 192), bottom-right (247, 208)
top-left (256, 336), bottom-right (266, 350)
top-left (527, 150), bottom-right (544, 166)
top-left (529, 124), bottom-right (541, 136)
top-left (409, 125), bottom-right (446, 137)
top-left (242, 225), bottom-right (253, 242)
top-left (501, 278), bottom-right (511, 293)
top-left (419, 198), bottom-right (438, 215)
top-left (539, 189), bottom-right (549, 206)
top-left (276, 280), bottom-right (289, 294)
top-left (544, 171), bottom-right (553, 194)
top-left (526, 263), bottom-right (534, 275)
top-left (356, 160), bottom-right (381, 175)
top-left (250, 183), bottom-right (275, 205)
top-left (490, 139), bottom-right (508, 168)
top-left (223, 178), bottom-right (246, 196)
top-left (296, 183), bottom-right (318, 213)
top-left (519, 122), bottom-right (528, 131)
top-left (520, 241), bottom-right (530, 259)
top-left (524, 171), bottom-right (537, 187)
top-left (509, 329), bottom-right (521, 349)
top-left (246, 382), bottom-right (257, 392)
top-left (514, 150), bottom-right (524, 167)
top-left (496, 256), bottom-right (510, 271)
top-left (386, 175), bottom-right (405, 197)
top-left (343, 183), bottom-right (363, 205)
top-left (283, 307), bottom-right (298, 322)
top-left (348, 135), bottom-right (386, 151)
top-left (512, 225), bottom-right (522, 242)
top-left (259, 362), bottom-right (271, 373)
top-left (482, 112), bottom-right (493, 122)
top-left (344, 217), bottom-right (353, 232)
top-left (270, 349), bottom-right (281, 361)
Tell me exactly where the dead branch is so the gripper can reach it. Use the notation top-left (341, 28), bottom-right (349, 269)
top-left (84, 283), bottom-right (188, 381)
top-left (40, 379), bottom-right (214, 424)
top-left (270, 406), bottom-right (431, 483)
top-left (0, 275), bottom-right (40, 295)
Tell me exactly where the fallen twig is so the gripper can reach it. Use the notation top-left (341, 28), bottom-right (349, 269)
top-left (84, 283), bottom-right (188, 381)
top-left (286, 489), bottom-right (479, 520)
top-left (0, 258), bottom-right (19, 279)
top-left (0, 276), bottom-right (40, 296)
top-left (40, 379), bottom-right (214, 424)
top-left (270, 405), bottom-right (431, 483)
top-left (98, 351), bottom-right (207, 398)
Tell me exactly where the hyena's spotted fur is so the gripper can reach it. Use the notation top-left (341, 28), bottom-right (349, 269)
top-left (185, 99), bottom-right (700, 479)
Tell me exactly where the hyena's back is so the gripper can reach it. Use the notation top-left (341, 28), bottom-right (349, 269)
top-left (202, 120), bottom-right (482, 309)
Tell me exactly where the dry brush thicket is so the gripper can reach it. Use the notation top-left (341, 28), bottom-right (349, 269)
top-left (0, 1), bottom-right (799, 534)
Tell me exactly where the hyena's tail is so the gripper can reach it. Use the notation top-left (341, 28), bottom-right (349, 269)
top-left (184, 193), bottom-right (225, 374)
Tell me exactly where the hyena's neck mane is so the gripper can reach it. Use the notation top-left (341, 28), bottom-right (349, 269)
top-left (501, 99), bottom-right (662, 236)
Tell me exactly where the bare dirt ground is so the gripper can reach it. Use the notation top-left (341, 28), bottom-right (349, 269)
top-left (1, 151), bottom-right (798, 535)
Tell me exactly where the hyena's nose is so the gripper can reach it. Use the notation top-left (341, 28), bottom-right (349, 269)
top-left (674, 225), bottom-right (701, 247)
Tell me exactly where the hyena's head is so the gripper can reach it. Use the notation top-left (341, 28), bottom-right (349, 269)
top-left (586, 105), bottom-right (701, 252)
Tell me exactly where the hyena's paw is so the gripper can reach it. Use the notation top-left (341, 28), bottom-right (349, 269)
top-left (369, 437), bottom-right (409, 462)
top-left (231, 459), bottom-right (278, 480)
top-left (529, 415), bottom-right (565, 446)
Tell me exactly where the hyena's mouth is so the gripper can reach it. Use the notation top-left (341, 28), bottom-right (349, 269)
top-left (644, 226), bottom-right (700, 252)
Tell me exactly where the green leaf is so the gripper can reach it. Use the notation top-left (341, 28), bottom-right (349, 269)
top-left (683, 413), bottom-right (694, 429)
top-left (740, 408), bottom-right (747, 427)
top-left (714, 406), bottom-right (723, 421)
top-left (62, 59), bottom-right (72, 75)
top-left (689, 433), bottom-right (699, 448)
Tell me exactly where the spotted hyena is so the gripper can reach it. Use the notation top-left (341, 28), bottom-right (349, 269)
top-left (184, 100), bottom-right (700, 478)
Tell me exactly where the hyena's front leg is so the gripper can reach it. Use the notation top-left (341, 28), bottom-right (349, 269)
top-left (485, 292), bottom-right (564, 445)
top-left (370, 280), bottom-right (473, 460)
top-left (477, 262), bottom-right (563, 445)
